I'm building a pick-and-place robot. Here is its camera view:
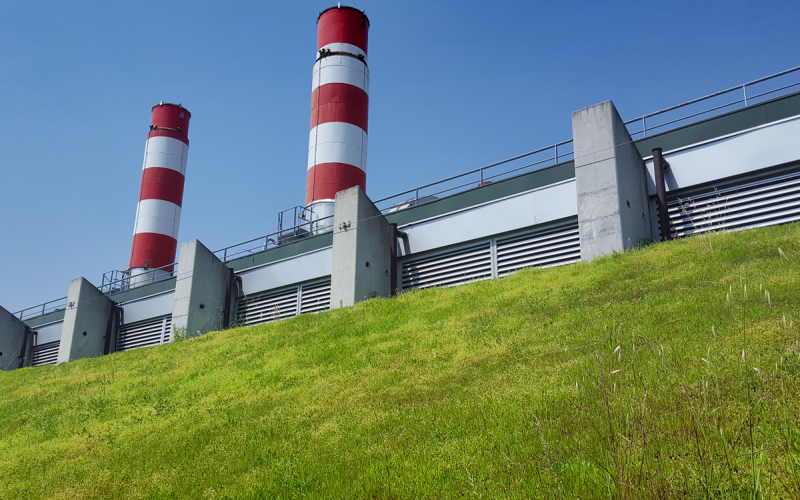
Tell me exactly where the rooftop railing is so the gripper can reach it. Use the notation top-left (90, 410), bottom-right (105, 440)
top-left (212, 214), bottom-right (334, 263)
top-left (373, 139), bottom-right (575, 212)
top-left (14, 296), bottom-right (68, 321)
top-left (377, 65), bottom-right (800, 212)
top-left (624, 65), bottom-right (800, 138)
top-left (97, 263), bottom-right (179, 294)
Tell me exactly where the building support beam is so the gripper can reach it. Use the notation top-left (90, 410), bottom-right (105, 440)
top-left (572, 100), bottom-right (652, 261)
top-left (331, 186), bottom-right (392, 308)
top-left (171, 240), bottom-right (234, 338)
top-left (57, 278), bottom-right (114, 364)
top-left (0, 306), bottom-right (33, 370)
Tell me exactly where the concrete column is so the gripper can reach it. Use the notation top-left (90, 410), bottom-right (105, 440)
top-left (331, 186), bottom-right (392, 308)
top-left (171, 240), bottom-right (233, 338)
top-left (58, 278), bottom-right (113, 364)
top-left (0, 306), bottom-right (32, 371)
top-left (572, 100), bottom-right (652, 261)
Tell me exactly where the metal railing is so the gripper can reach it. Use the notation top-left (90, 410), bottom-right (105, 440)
top-left (97, 262), bottom-right (179, 294)
top-left (375, 65), bottom-right (800, 213)
top-left (373, 140), bottom-right (574, 212)
top-left (14, 296), bottom-right (68, 321)
top-left (212, 214), bottom-right (334, 263)
top-left (625, 65), bottom-right (800, 138)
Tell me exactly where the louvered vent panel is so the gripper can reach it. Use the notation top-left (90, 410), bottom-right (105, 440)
top-left (401, 241), bottom-right (492, 291)
top-left (236, 287), bottom-right (299, 326)
top-left (118, 315), bottom-right (169, 351)
top-left (496, 219), bottom-right (581, 276)
top-left (300, 279), bottom-right (331, 314)
top-left (162, 316), bottom-right (172, 343)
top-left (666, 171), bottom-right (800, 239)
top-left (31, 340), bottom-right (59, 366)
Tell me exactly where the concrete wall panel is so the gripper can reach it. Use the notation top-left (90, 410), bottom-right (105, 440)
top-left (0, 305), bottom-right (29, 370)
top-left (172, 240), bottom-right (232, 338)
top-left (573, 100), bottom-right (652, 260)
top-left (331, 187), bottom-right (392, 307)
top-left (57, 278), bottom-right (113, 364)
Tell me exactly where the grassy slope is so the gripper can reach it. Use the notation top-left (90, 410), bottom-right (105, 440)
top-left (2, 224), bottom-right (800, 499)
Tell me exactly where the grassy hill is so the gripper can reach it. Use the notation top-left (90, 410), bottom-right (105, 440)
top-left (2, 224), bottom-right (800, 499)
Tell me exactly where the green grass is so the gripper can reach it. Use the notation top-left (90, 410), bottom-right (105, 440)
top-left (3, 224), bottom-right (800, 499)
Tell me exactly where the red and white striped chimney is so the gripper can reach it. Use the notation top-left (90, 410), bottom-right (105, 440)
top-left (306, 5), bottom-right (370, 224)
top-left (128, 102), bottom-right (191, 285)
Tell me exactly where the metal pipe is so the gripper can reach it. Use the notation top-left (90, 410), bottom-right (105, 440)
top-left (390, 224), bottom-right (398, 296)
top-left (18, 326), bottom-right (32, 369)
top-left (104, 305), bottom-right (123, 355)
top-left (652, 148), bottom-right (672, 241)
top-left (222, 270), bottom-right (238, 329)
top-left (389, 225), bottom-right (409, 297)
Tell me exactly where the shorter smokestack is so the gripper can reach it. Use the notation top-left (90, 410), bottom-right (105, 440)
top-left (128, 103), bottom-right (191, 285)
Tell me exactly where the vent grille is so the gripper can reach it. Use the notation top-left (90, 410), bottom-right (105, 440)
top-left (236, 278), bottom-right (332, 327)
top-left (496, 219), bottom-right (581, 277)
top-left (300, 280), bottom-right (332, 314)
top-left (401, 241), bottom-right (493, 291)
top-left (31, 340), bottom-right (59, 366)
top-left (117, 315), bottom-right (171, 352)
top-left (667, 170), bottom-right (800, 238)
top-left (399, 219), bottom-right (581, 292)
top-left (236, 287), bottom-right (298, 327)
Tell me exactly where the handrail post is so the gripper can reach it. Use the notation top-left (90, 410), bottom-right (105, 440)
top-left (554, 143), bottom-right (558, 163)
top-left (223, 248), bottom-right (227, 262)
top-left (743, 84), bottom-right (748, 106)
top-left (642, 117), bottom-right (647, 137)
top-left (479, 168), bottom-right (483, 186)
top-left (415, 188), bottom-right (419, 204)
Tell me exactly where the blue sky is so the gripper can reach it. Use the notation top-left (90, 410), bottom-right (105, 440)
top-left (1, 0), bottom-right (797, 312)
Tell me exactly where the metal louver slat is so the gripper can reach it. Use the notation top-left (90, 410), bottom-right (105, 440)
top-left (300, 279), bottom-right (332, 314)
top-left (496, 219), bottom-right (581, 276)
top-left (236, 287), bottom-right (299, 327)
top-left (666, 170), bottom-right (800, 239)
top-left (117, 315), bottom-right (170, 352)
top-left (401, 241), bottom-right (492, 291)
top-left (31, 340), bottom-right (59, 366)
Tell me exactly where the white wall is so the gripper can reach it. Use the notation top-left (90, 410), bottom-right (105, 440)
top-left (397, 179), bottom-right (578, 257)
top-left (644, 116), bottom-right (800, 195)
top-left (119, 291), bottom-right (175, 324)
top-left (237, 247), bottom-right (332, 296)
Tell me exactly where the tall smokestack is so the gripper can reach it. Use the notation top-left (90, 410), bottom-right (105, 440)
top-left (128, 102), bottom-right (191, 285)
top-left (306, 5), bottom-right (370, 225)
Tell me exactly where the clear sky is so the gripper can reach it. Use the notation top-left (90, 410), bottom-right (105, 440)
top-left (1, 0), bottom-right (797, 313)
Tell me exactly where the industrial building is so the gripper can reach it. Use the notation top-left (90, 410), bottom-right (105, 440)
top-left (2, 6), bottom-right (800, 371)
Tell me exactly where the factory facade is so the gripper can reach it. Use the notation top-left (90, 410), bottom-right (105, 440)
top-left (2, 6), bottom-right (800, 370)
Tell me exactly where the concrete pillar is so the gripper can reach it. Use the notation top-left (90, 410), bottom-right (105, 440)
top-left (171, 240), bottom-right (233, 338)
top-left (331, 186), bottom-right (392, 308)
top-left (0, 306), bottom-right (32, 370)
top-left (572, 100), bottom-right (652, 261)
top-left (58, 278), bottom-right (113, 364)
